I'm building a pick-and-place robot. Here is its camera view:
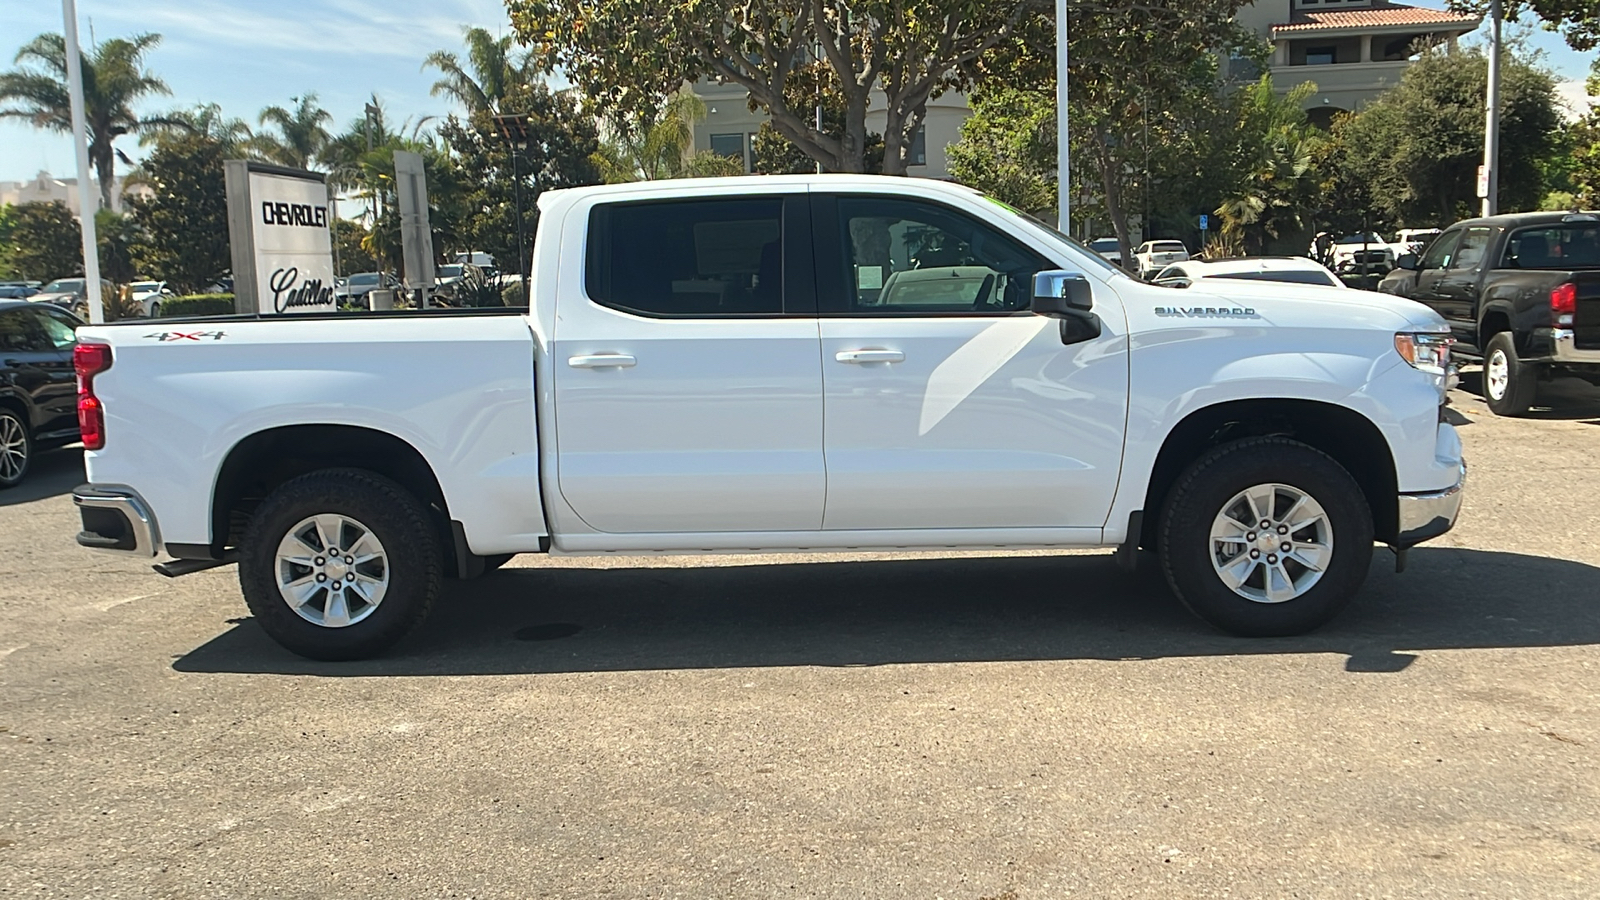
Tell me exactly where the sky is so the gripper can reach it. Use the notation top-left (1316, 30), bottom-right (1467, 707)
top-left (0, 0), bottom-right (1595, 184)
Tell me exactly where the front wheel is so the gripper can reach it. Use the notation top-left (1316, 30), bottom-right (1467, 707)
top-left (1483, 331), bottom-right (1536, 416)
top-left (1158, 437), bottom-right (1374, 637)
top-left (238, 468), bottom-right (442, 660)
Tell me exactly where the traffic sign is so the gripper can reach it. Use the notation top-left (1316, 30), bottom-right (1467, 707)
top-left (1199, 214), bottom-right (1209, 231)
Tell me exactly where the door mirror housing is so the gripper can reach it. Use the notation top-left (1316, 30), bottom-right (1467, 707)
top-left (1395, 253), bottom-right (1419, 271)
top-left (1032, 270), bottom-right (1093, 317)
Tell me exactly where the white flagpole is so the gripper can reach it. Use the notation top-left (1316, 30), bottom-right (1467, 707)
top-left (62, 0), bottom-right (104, 324)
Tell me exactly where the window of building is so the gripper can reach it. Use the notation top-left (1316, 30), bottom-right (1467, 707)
top-left (1305, 46), bottom-right (1337, 65)
top-left (586, 198), bottom-right (784, 316)
top-left (908, 126), bottom-right (927, 167)
top-left (709, 133), bottom-right (746, 170)
top-left (826, 196), bottom-right (1047, 315)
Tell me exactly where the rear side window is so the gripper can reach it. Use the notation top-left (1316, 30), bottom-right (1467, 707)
top-left (1504, 223), bottom-right (1600, 269)
top-left (586, 197), bottom-right (784, 316)
top-left (1213, 270), bottom-right (1340, 287)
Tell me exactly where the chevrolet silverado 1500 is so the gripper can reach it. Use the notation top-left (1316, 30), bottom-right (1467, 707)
top-left (70, 176), bottom-right (1465, 659)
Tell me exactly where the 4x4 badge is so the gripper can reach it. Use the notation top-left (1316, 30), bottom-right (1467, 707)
top-left (142, 331), bottom-right (227, 342)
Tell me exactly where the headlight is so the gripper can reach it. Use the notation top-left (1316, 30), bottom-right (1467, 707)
top-left (1394, 331), bottom-right (1454, 376)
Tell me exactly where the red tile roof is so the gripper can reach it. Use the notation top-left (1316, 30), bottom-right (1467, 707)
top-left (1272, 3), bottom-right (1481, 35)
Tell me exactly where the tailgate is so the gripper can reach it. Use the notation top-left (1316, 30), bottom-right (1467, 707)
top-left (1574, 271), bottom-right (1600, 350)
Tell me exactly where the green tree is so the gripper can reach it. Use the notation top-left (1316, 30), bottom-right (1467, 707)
top-left (126, 133), bottom-right (230, 292)
top-left (332, 219), bottom-right (376, 276)
top-left (141, 102), bottom-right (253, 154)
top-left (436, 81), bottom-right (600, 277)
top-left (0, 32), bottom-right (185, 210)
top-left (1449, 0), bottom-right (1600, 52)
top-left (1564, 61), bottom-right (1600, 207)
top-left (591, 89), bottom-right (742, 182)
top-left (94, 209), bottom-right (139, 284)
top-left (511, 0), bottom-right (1035, 175)
top-left (0, 204), bottom-right (17, 279)
top-left (1337, 45), bottom-right (1562, 225)
top-left (424, 26), bottom-right (537, 115)
top-left (3, 201), bottom-right (82, 282)
top-left (255, 93), bottom-right (332, 170)
top-left (749, 61), bottom-right (885, 174)
top-left (945, 86), bottom-right (1057, 214)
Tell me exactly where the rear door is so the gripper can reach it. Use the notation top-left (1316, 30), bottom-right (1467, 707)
top-left (550, 190), bottom-right (825, 534)
top-left (811, 192), bottom-right (1128, 531)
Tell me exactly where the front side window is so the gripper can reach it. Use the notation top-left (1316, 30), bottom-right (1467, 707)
top-left (0, 311), bottom-right (48, 352)
top-left (829, 196), bottom-right (1048, 314)
top-left (1450, 227), bottom-right (1495, 270)
top-left (587, 197), bottom-right (784, 316)
top-left (18, 308), bottom-right (76, 349)
top-left (1419, 229), bottom-right (1462, 270)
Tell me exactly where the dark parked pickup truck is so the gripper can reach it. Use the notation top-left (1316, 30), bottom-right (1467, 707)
top-left (1378, 211), bottom-right (1600, 415)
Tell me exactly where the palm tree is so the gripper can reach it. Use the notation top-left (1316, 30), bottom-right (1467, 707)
top-left (255, 93), bottom-right (332, 170)
top-left (0, 32), bottom-right (184, 210)
top-left (423, 27), bottom-right (534, 115)
top-left (140, 102), bottom-right (253, 153)
top-left (592, 89), bottom-right (742, 182)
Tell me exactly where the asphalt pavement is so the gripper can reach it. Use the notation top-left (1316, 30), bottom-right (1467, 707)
top-left (2, 374), bottom-right (1598, 898)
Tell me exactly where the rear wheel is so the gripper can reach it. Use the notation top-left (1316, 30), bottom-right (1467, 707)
top-left (238, 468), bottom-right (442, 660)
top-left (1483, 331), bottom-right (1536, 416)
top-left (148, 301), bottom-right (160, 319)
top-left (1158, 437), bottom-right (1374, 637)
top-left (0, 409), bottom-right (31, 489)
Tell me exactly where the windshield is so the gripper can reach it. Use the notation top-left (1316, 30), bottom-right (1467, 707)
top-left (350, 273), bottom-right (379, 285)
top-left (42, 279), bottom-right (82, 293)
top-left (1504, 223), bottom-right (1600, 269)
top-left (1335, 234), bottom-right (1383, 244)
top-left (437, 265), bottom-right (464, 278)
top-left (131, 282), bottom-right (160, 292)
top-left (981, 197), bottom-right (1121, 276)
top-left (1152, 242), bottom-right (1186, 252)
top-left (1088, 239), bottom-right (1119, 253)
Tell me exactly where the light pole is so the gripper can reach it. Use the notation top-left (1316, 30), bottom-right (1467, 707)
top-left (494, 113), bottom-right (531, 291)
top-left (1479, 0), bottom-right (1503, 216)
top-left (61, 0), bottom-right (103, 323)
top-left (1056, 0), bottom-right (1070, 233)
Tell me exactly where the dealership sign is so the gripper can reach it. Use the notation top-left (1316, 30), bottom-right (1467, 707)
top-left (224, 160), bottom-right (337, 314)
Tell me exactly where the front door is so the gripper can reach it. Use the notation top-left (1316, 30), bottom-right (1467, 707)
top-left (1409, 228), bottom-right (1463, 324)
top-left (1434, 226), bottom-right (1495, 349)
top-left (551, 192), bottom-right (825, 534)
top-left (812, 193), bottom-right (1128, 531)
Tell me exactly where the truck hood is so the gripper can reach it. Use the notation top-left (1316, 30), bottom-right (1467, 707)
top-left (1177, 278), bottom-right (1448, 332)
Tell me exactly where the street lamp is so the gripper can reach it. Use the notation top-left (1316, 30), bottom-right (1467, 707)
top-left (493, 113), bottom-right (531, 290)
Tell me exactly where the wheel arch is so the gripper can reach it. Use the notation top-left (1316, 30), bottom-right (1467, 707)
top-left (208, 424), bottom-right (452, 562)
top-left (1478, 303), bottom-right (1515, 352)
top-left (1141, 398), bottom-right (1399, 547)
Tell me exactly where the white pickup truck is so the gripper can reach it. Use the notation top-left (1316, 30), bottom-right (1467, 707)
top-left (70, 176), bottom-right (1465, 660)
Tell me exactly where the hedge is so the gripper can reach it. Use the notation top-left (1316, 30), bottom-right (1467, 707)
top-left (158, 294), bottom-right (237, 318)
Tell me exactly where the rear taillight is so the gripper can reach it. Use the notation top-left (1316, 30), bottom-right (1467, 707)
top-left (1551, 282), bottom-right (1577, 328)
top-left (73, 343), bottom-right (112, 450)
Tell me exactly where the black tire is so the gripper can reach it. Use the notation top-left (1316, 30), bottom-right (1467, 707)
top-left (237, 468), bottom-right (442, 660)
top-left (148, 301), bottom-right (160, 319)
top-left (1483, 331), bottom-right (1536, 417)
top-left (0, 407), bottom-right (31, 489)
top-left (1158, 437), bottom-right (1374, 637)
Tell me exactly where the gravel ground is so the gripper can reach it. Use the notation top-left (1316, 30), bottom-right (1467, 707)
top-left (2, 374), bottom-right (1597, 899)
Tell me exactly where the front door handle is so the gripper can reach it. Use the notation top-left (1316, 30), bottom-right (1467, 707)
top-left (835, 349), bottom-right (905, 364)
top-left (568, 353), bottom-right (637, 369)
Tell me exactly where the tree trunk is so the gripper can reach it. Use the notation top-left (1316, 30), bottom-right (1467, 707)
top-left (1093, 128), bottom-right (1135, 269)
top-left (91, 139), bottom-right (115, 211)
top-left (839, 89), bottom-right (871, 174)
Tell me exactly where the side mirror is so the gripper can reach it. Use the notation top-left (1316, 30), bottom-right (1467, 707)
top-left (1031, 270), bottom-right (1093, 318)
top-left (1395, 253), bottom-right (1419, 271)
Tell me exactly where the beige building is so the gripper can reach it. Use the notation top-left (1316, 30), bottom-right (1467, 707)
top-left (0, 170), bottom-right (145, 217)
top-left (1238, 0), bottom-right (1481, 125)
top-left (691, 1), bottom-right (1480, 178)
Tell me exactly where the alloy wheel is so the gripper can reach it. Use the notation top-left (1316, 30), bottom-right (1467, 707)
top-left (0, 413), bottom-right (26, 483)
top-left (1209, 483), bottom-right (1334, 604)
top-left (274, 513), bottom-right (390, 628)
top-left (1486, 349), bottom-right (1509, 400)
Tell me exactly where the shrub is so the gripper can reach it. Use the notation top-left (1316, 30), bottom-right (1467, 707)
top-left (159, 294), bottom-right (237, 318)
top-left (500, 281), bottom-right (527, 306)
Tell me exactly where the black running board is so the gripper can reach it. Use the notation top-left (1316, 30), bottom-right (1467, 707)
top-left (153, 552), bottom-right (237, 578)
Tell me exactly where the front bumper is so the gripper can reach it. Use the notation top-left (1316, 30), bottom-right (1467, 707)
top-left (73, 484), bottom-right (160, 558)
top-left (1395, 465), bottom-right (1465, 547)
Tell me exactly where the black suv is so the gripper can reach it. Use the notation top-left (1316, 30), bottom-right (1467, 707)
top-left (0, 301), bottom-right (82, 488)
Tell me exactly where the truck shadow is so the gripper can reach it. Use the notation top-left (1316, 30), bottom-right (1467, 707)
top-left (1456, 369), bottom-right (1600, 420)
top-left (172, 546), bottom-right (1600, 677)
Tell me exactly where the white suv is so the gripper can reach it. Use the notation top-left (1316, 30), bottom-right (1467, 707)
top-left (1134, 240), bottom-right (1189, 279)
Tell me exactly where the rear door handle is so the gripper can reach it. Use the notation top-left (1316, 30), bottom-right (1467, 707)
top-left (567, 353), bottom-right (637, 369)
top-left (835, 349), bottom-right (905, 364)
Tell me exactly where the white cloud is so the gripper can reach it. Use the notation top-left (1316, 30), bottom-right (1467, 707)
top-left (1556, 79), bottom-right (1593, 122)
